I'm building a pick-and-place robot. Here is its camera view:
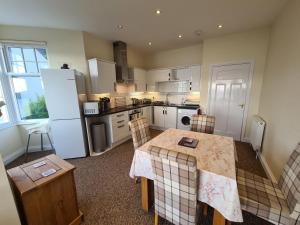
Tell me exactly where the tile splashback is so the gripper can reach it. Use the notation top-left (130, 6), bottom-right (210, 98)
top-left (88, 92), bottom-right (201, 108)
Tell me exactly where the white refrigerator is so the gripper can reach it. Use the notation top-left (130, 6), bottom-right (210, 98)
top-left (41, 69), bottom-right (87, 159)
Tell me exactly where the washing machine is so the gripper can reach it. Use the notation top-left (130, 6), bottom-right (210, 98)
top-left (177, 108), bottom-right (198, 130)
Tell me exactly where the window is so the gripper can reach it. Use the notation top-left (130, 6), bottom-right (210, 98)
top-left (0, 80), bottom-right (9, 125)
top-left (0, 43), bottom-right (49, 123)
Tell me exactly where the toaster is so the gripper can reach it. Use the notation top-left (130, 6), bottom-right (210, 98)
top-left (83, 102), bottom-right (100, 115)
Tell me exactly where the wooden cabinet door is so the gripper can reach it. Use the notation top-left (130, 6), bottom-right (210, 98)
top-left (153, 106), bottom-right (164, 127)
top-left (164, 107), bottom-right (177, 129)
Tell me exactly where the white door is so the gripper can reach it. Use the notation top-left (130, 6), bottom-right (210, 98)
top-left (164, 107), bottom-right (177, 128)
top-left (41, 69), bottom-right (81, 120)
top-left (50, 119), bottom-right (87, 159)
top-left (143, 106), bottom-right (152, 125)
top-left (98, 61), bottom-right (116, 93)
top-left (153, 106), bottom-right (164, 127)
top-left (190, 65), bottom-right (201, 91)
top-left (209, 63), bottom-right (251, 140)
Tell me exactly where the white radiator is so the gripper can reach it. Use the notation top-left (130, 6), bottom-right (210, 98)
top-left (250, 115), bottom-right (266, 154)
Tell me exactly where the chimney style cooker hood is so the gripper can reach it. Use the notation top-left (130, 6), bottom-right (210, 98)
top-left (113, 41), bottom-right (133, 83)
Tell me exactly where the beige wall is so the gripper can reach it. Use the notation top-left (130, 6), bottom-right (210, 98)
top-left (0, 25), bottom-right (88, 74)
top-left (201, 28), bottom-right (270, 138)
top-left (83, 32), bottom-right (148, 69)
top-left (258, 0), bottom-right (300, 179)
top-left (0, 126), bottom-right (23, 160)
top-left (147, 44), bottom-right (203, 69)
top-left (0, 25), bottom-right (88, 159)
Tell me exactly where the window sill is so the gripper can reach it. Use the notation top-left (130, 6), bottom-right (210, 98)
top-left (0, 122), bottom-right (15, 131)
top-left (16, 118), bottom-right (49, 126)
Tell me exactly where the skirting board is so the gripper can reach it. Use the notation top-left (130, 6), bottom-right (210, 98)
top-left (258, 153), bottom-right (277, 183)
top-left (3, 145), bottom-right (52, 165)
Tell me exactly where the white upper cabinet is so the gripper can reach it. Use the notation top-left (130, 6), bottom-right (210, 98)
top-left (88, 59), bottom-right (116, 94)
top-left (146, 69), bottom-right (171, 91)
top-left (190, 65), bottom-right (201, 92)
top-left (133, 68), bottom-right (146, 92)
top-left (176, 67), bottom-right (191, 81)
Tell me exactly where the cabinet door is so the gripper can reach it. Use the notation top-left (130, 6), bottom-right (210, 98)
top-left (176, 67), bottom-right (191, 81)
top-left (190, 65), bottom-right (201, 91)
top-left (153, 106), bottom-right (164, 127)
top-left (134, 68), bottom-right (146, 92)
top-left (98, 61), bottom-right (116, 93)
top-left (88, 59), bottom-right (116, 94)
top-left (146, 69), bottom-right (171, 91)
top-left (164, 107), bottom-right (177, 129)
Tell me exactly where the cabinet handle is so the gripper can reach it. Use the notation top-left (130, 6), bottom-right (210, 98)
top-left (118, 125), bottom-right (125, 128)
top-left (114, 82), bottom-right (117, 92)
top-left (165, 110), bottom-right (167, 115)
top-left (117, 120), bottom-right (125, 123)
top-left (117, 114), bottom-right (124, 117)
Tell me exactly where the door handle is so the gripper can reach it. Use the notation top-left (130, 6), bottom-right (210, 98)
top-left (238, 104), bottom-right (245, 109)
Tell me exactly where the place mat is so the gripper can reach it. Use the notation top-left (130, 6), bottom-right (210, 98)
top-left (178, 137), bottom-right (199, 148)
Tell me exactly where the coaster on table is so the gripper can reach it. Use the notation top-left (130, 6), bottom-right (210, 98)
top-left (178, 137), bottom-right (199, 148)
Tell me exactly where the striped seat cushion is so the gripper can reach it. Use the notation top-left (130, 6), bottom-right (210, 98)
top-left (278, 143), bottom-right (300, 220)
top-left (237, 168), bottom-right (293, 225)
top-left (149, 146), bottom-right (198, 225)
top-left (190, 115), bottom-right (215, 134)
top-left (128, 117), bottom-right (151, 149)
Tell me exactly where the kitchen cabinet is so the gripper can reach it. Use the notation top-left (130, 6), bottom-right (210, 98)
top-left (133, 68), bottom-right (146, 92)
top-left (153, 106), bottom-right (177, 129)
top-left (190, 65), bottom-right (201, 91)
top-left (164, 107), bottom-right (177, 128)
top-left (175, 65), bottom-right (201, 92)
top-left (146, 69), bottom-right (171, 91)
top-left (110, 111), bottom-right (130, 143)
top-left (88, 58), bottom-right (116, 94)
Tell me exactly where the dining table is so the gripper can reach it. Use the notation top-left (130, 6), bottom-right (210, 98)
top-left (129, 128), bottom-right (243, 225)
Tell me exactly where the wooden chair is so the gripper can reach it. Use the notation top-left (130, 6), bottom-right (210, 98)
top-left (190, 115), bottom-right (215, 134)
top-left (128, 117), bottom-right (151, 150)
top-left (237, 143), bottom-right (300, 225)
top-left (149, 146), bottom-right (199, 225)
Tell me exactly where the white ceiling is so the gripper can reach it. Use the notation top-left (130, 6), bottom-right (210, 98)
top-left (0, 0), bottom-right (288, 53)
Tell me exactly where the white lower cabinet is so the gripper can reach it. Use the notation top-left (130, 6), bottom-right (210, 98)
top-left (153, 106), bottom-right (177, 129)
top-left (104, 111), bottom-right (130, 145)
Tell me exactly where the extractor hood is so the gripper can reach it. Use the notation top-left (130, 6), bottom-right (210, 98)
top-left (113, 41), bottom-right (133, 83)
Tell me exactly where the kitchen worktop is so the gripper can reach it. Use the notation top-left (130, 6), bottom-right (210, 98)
top-left (84, 103), bottom-right (199, 117)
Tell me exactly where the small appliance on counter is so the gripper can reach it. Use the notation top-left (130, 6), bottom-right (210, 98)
top-left (131, 98), bottom-right (142, 106)
top-left (100, 97), bottom-right (110, 111)
top-left (83, 102), bottom-right (100, 115)
top-left (142, 98), bottom-right (152, 104)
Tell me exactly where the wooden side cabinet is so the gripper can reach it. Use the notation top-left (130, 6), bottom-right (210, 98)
top-left (7, 154), bottom-right (83, 225)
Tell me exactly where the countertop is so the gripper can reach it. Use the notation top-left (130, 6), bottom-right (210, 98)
top-left (84, 103), bottom-right (199, 118)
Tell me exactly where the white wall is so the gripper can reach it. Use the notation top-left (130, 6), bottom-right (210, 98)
top-left (258, 0), bottom-right (300, 179)
top-left (201, 28), bottom-right (270, 138)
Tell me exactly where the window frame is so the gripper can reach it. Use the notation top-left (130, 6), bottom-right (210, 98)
top-left (0, 42), bottom-right (49, 126)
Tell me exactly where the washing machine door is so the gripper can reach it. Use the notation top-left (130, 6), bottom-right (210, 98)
top-left (181, 116), bottom-right (191, 125)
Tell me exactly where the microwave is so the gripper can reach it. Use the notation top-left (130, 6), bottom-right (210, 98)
top-left (83, 102), bottom-right (100, 115)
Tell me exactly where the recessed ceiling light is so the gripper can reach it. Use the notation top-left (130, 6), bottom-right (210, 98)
top-left (178, 34), bottom-right (183, 39)
top-left (117, 25), bottom-right (124, 29)
top-left (148, 42), bottom-right (152, 46)
top-left (156, 9), bottom-right (161, 15)
top-left (217, 24), bottom-right (223, 29)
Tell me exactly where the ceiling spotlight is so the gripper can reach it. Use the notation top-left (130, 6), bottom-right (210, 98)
top-left (117, 25), bottom-right (124, 29)
top-left (217, 24), bottom-right (223, 29)
top-left (148, 42), bottom-right (152, 46)
top-left (178, 34), bottom-right (183, 39)
top-left (156, 9), bottom-right (161, 15)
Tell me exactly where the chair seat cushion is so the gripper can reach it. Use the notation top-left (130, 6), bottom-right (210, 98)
top-left (237, 168), bottom-right (292, 225)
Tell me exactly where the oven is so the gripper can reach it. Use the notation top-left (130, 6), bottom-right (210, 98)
top-left (128, 108), bottom-right (143, 121)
